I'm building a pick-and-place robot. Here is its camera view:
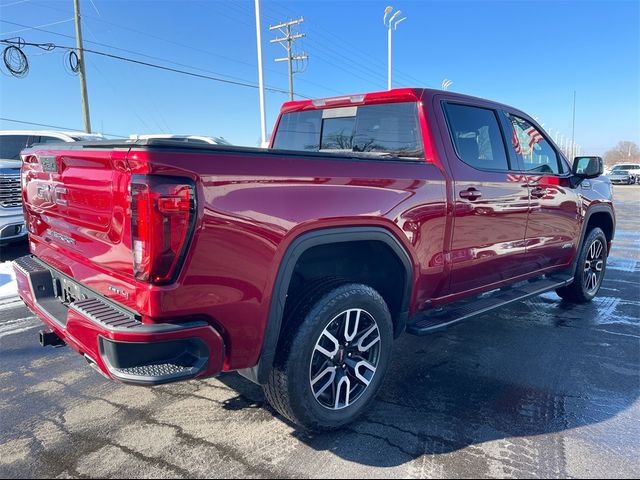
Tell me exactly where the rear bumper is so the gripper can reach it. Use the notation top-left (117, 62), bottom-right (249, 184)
top-left (13, 255), bottom-right (225, 385)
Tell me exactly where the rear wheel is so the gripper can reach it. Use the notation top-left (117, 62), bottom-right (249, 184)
top-left (263, 282), bottom-right (393, 431)
top-left (556, 227), bottom-right (608, 303)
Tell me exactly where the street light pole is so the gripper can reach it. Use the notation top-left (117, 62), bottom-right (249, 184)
top-left (571, 90), bottom-right (576, 160)
top-left (387, 25), bottom-right (392, 90)
top-left (383, 6), bottom-right (406, 90)
top-left (254, 0), bottom-right (267, 147)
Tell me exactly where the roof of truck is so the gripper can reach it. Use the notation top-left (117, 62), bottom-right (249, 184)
top-left (279, 88), bottom-right (524, 116)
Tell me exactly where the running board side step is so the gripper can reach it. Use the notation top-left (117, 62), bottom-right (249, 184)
top-left (406, 275), bottom-right (573, 336)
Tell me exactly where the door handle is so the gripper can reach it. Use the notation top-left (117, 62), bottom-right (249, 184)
top-left (459, 188), bottom-right (482, 200)
top-left (530, 187), bottom-right (547, 198)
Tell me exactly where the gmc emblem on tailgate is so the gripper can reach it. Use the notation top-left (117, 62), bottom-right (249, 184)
top-left (36, 183), bottom-right (68, 206)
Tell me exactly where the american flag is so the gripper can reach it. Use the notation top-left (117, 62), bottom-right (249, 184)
top-left (511, 127), bottom-right (522, 154)
top-left (525, 126), bottom-right (544, 147)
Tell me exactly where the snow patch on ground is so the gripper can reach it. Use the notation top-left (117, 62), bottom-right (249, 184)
top-left (0, 261), bottom-right (17, 300)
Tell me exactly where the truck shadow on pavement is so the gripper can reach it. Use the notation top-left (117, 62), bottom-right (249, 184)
top-left (215, 291), bottom-right (639, 468)
top-left (0, 241), bottom-right (28, 262)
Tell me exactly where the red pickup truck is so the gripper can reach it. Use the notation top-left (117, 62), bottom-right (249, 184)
top-left (14, 88), bottom-right (614, 430)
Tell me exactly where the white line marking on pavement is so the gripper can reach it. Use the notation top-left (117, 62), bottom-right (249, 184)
top-left (0, 299), bottom-right (24, 312)
top-left (0, 322), bottom-right (41, 339)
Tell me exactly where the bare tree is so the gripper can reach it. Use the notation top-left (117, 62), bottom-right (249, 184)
top-left (603, 141), bottom-right (640, 166)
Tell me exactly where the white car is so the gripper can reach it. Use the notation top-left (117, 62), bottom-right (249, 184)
top-left (0, 130), bottom-right (105, 245)
top-left (607, 163), bottom-right (640, 184)
top-left (128, 134), bottom-right (231, 145)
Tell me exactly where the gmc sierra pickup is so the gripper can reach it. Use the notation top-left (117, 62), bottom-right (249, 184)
top-left (13, 88), bottom-right (615, 430)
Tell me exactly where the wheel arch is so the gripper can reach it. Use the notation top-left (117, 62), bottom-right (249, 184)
top-left (240, 226), bottom-right (414, 385)
top-left (584, 205), bottom-right (615, 244)
top-left (568, 204), bottom-right (615, 277)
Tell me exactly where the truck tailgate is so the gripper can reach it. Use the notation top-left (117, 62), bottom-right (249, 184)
top-left (22, 147), bottom-right (135, 279)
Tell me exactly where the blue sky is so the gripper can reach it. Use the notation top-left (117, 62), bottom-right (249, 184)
top-left (0, 0), bottom-right (638, 154)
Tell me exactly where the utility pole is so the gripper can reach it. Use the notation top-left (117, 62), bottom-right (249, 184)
top-left (254, 0), bottom-right (267, 147)
top-left (73, 0), bottom-right (91, 133)
top-left (270, 17), bottom-right (307, 101)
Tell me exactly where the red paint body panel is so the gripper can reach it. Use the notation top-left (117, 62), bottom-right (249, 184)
top-left (15, 88), bottom-right (615, 380)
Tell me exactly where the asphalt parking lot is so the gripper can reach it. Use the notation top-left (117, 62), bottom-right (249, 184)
top-left (0, 186), bottom-right (638, 479)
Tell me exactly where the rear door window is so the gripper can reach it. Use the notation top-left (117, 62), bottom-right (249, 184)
top-left (273, 102), bottom-right (423, 159)
top-left (443, 103), bottom-right (510, 171)
top-left (0, 134), bottom-right (30, 160)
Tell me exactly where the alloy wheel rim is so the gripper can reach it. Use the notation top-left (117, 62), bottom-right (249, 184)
top-left (309, 308), bottom-right (381, 410)
top-left (583, 238), bottom-right (605, 293)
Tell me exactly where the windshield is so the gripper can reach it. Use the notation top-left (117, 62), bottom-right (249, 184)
top-left (273, 102), bottom-right (423, 159)
top-left (0, 134), bottom-right (29, 160)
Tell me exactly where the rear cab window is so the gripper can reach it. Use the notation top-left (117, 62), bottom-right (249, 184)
top-left (272, 102), bottom-right (424, 160)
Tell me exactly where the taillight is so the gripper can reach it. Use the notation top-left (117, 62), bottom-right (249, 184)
top-left (130, 175), bottom-right (196, 284)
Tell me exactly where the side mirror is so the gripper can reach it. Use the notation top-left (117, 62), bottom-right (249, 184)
top-left (573, 156), bottom-right (604, 179)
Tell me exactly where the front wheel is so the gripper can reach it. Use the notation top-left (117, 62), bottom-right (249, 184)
top-left (556, 227), bottom-right (608, 303)
top-left (263, 282), bottom-right (393, 431)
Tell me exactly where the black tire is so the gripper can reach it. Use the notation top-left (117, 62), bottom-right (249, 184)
top-left (556, 227), bottom-right (608, 303)
top-left (263, 281), bottom-right (393, 431)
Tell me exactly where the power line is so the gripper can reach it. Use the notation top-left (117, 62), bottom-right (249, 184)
top-left (0, 37), bottom-right (312, 99)
top-left (0, 20), bottom-right (289, 88)
top-left (0, 18), bottom-right (338, 96)
top-left (24, 0), bottom-right (377, 94)
top-left (3, 4), bottom-right (344, 95)
top-left (0, 116), bottom-right (127, 137)
top-left (27, 0), bottom-right (425, 91)
top-left (0, 18), bottom-right (73, 36)
top-left (11, 4), bottom-right (284, 75)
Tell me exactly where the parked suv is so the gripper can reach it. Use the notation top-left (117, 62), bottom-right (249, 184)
top-left (13, 90), bottom-right (614, 430)
top-left (0, 130), bottom-right (104, 245)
